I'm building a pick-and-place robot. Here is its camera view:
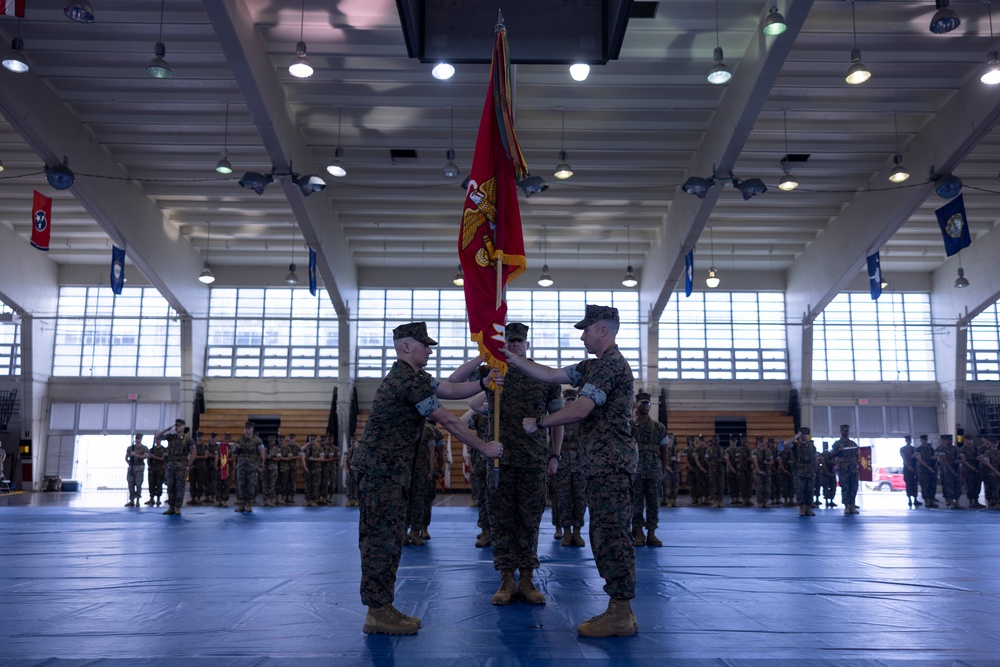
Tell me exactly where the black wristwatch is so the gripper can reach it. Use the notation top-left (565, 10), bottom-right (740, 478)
top-left (550, 453), bottom-right (561, 462)
top-left (535, 416), bottom-right (545, 430)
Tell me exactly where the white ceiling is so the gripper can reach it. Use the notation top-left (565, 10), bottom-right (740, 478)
top-left (1, 0), bottom-right (999, 317)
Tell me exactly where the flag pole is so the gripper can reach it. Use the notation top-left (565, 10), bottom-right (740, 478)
top-left (491, 255), bottom-right (503, 488)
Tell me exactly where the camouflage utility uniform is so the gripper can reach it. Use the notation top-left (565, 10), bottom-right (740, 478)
top-left (555, 414), bottom-right (587, 536)
top-left (234, 433), bottom-right (264, 509)
top-left (631, 411), bottom-right (667, 535)
top-left (163, 432), bottom-right (193, 512)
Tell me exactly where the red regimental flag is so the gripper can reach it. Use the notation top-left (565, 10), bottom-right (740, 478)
top-left (458, 25), bottom-right (527, 374)
top-left (0, 0), bottom-right (25, 18)
top-left (31, 190), bottom-right (51, 252)
top-left (859, 446), bottom-right (873, 482)
top-left (219, 442), bottom-right (229, 480)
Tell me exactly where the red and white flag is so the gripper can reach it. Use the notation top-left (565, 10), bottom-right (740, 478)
top-left (458, 23), bottom-right (528, 375)
top-left (31, 190), bottom-right (51, 252)
top-left (0, 0), bottom-right (25, 18)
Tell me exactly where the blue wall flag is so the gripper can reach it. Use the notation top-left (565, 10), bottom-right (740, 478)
top-left (936, 194), bottom-right (971, 257)
top-left (110, 245), bottom-right (126, 295)
top-left (684, 249), bottom-right (694, 297)
top-left (308, 247), bottom-right (317, 296)
top-left (866, 252), bottom-right (881, 301)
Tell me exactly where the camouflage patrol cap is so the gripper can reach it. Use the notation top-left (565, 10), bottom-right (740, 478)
top-left (175, 418), bottom-right (186, 426)
top-left (563, 388), bottom-right (578, 399)
top-left (800, 427), bottom-right (810, 435)
top-left (505, 322), bottom-right (529, 341)
top-left (393, 321), bottom-right (438, 346)
top-left (244, 421), bottom-right (255, 429)
top-left (919, 434), bottom-right (928, 440)
top-left (574, 304), bottom-right (620, 329)
top-left (941, 434), bottom-right (953, 441)
top-left (839, 424), bottom-right (851, 430)
top-left (636, 391), bottom-right (651, 403)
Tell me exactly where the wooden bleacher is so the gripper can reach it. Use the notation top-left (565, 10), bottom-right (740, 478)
top-left (666, 410), bottom-right (795, 442)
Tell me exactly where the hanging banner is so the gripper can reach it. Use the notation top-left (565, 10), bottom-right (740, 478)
top-left (308, 247), bottom-right (317, 296)
top-left (684, 249), bottom-right (694, 297)
top-left (110, 245), bottom-right (126, 295)
top-left (0, 1), bottom-right (25, 18)
top-left (935, 194), bottom-right (971, 257)
top-left (866, 252), bottom-right (881, 301)
top-left (31, 190), bottom-right (51, 252)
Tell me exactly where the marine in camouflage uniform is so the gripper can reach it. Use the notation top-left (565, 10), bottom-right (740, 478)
top-left (352, 321), bottom-right (502, 635)
top-left (831, 424), bottom-right (861, 514)
top-left (188, 432), bottom-right (209, 505)
top-left (726, 436), bottom-right (749, 506)
top-left (145, 439), bottom-right (166, 506)
top-left (504, 305), bottom-right (639, 637)
top-left (465, 409), bottom-right (491, 547)
top-left (423, 423), bottom-right (446, 537)
top-left (977, 437), bottom-right (1000, 508)
top-left (479, 323), bottom-right (563, 606)
top-left (215, 434), bottom-right (233, 507)
top-left (631, 392), bottom-right (667, 546)
top-left (124, 434), bottom-right (149, 507)
top-left (704, 436), bottom-right (726, 509)
top-left (277, 435), bottom-right (293, 505)
top-left (914, 434), bottom-right (939, 508)
top-left (791, 427), bottom-right (817, 517)
top-left (661, 434), bottom-right (680, 508)
top-left (694, 437), bottom-right (710, 506)
top-left (284, 434), bottom-right (301, 504)
top-left (342, 438), bottom-right (358, 507)
top-left (900, 435), bottom-right (920, 508)
top-left (204, 434), bottom-right (220, 507)
top-left (406, 423), bottom-right (436, 545)
top-left (777, 443), bottom-right (795, 507)
top-left (555, 388), bottom-right (587, 546)
top-left (233, 421), bottom-right (265, 513)
top-left (958, 437), bottom-right (983, 508)
top-left (303, 435), bottom-right (326, 506)
top-left (262, 435), bottom-right (281, 506)
top-left (936, 434), bottom-right (961, 509)
top-left (325, 436), bottom-right (341, 505)
top-left (819, 443), bottom-right (838, 508)
top-left (155, 418), bottom-right (194, 515)
top-left (751, 437), bottom-right (773, 508)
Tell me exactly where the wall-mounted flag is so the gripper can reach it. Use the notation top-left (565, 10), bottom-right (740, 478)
top-left (866, 252), bottom-right (881, 301)
top-left (684, 249), bottom-right (694, 297)
top-left (936, 194), bottom-right (971, 257)
top-left (31, 190), bottom-right (51, 252)
top-left (308, 247), bottom-right (317, 296)
top-left (110, 245), bottom-right (126, 295)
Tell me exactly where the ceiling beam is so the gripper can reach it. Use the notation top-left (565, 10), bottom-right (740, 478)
top-left (785, 71), bottom-right (1000, 326)
top-left (642, 0), bottom-right (815, 322)
top-left (202, 0), bottom-right (357, 316)
top-left (0, 63), bottom-right (209, 318)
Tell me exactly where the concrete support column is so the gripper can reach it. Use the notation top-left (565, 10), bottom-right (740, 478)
top-left (935, 324), bottom-right (966, 436)
top-left (179, 316), bottom-right (207, 425)
top-left (337, 308), bottom-right (356, 449)
top-left (20, 314), bottom-right (54, 490)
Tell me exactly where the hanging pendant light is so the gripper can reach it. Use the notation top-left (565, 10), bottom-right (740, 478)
top-left (327, 107), bottom-right (348, 177)
top-left (622, 226), bottom-right (638, 288)
top-left (215, 102), bottom-right (233, 174)
top-left (982, 2), bottom-right (1000, 84)
top-left (452, 265), bottom-right (464, 286)
top-left (288, 0), bottom-right (313, 78)
top-left (442, 107), bottom-right (460, 178)
top-left (888, 113), bottom-right (910, 183)
top-left (538, 226), bottom-right (554, 287)
top-left (553, 108), bottom-right (573, 180)
top-left (285, 224), bottom-right (299, 284)
top-left (707, 1), bottom-right (732, 85)
top-left (845, 1), bottom-right (870, 84)
top-left (761, 0), bottom-right (787, 36)
top-left (777, 111), bottom-right (798, 191)
top-left (3, 19), bottom-right (29, 74)
top-left (198, 221), bottom-right (216, 284)
top-left (569, 63), bottom-right (590, 81)
top-left (706, 228), bottom-right (720, 288)
top-left (146, 0), bottom-right (171, 78)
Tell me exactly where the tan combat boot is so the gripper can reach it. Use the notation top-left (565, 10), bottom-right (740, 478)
top-left (363, 605), bottom-right (418, 635)
top-left (804, 506), bottom-right (815, 516)
top-left (387, 604), bottom-right (421, 628)
top-left (475, 528), bottom-right (491, 548)
top-left (517, 569), bottom-right (546, 604)
top-left (553, 526), bottom-right (563, 540)
top-left (645, 530), bottom-right (663, 547)
top-left (560, 529), bottom-right (573, 547)
top-left (577, 598), bottom-right (637, 637)
top-left (408, 529), bottom-right (425, 546)
top-left (492, 570), bottom-right (516, 605)
top-left (571, 526), bottom-right (586, 547)
top-left (799, 506), bottom-right (806, 516)
top-left (632, 527), bottom-right (646, 547)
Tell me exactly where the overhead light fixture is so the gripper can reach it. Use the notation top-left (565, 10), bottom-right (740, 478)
top-left (63, 0), bottom-right (95, 23)
top-left (146, 0), bottom-right (171, 79)
top-left (569, 63), bottom-right (590, 81)
top-left (517, 175), bottom-right (549, 198)
top-left (845, 1), bottom-right (870, 85)
top-left (706, 228), bottom-right (720, 288)
top-left (432, 62), bottom-right (455, 80)
top-left (538, 226), bottom-right (554, 287)
top-left (622, 226), bottom-right (638, 288)
top-left (982, 3), bottom-right (1000, 84)
top-left (199, 221), bottom-right (216, 284)
top-left (880, 275), bottom-right (889, 290)
top-left (761, 0), bottom-right (787, 36)
top-left (285, 263), bottom-right (299, 284)
top-left (554, 108), bottom-right (573, 180)
top-left (2, 36), bottom-right (29, 74)
top-left (934, 173), bottom-right (962, 199)
top-left (291, 173), bottom-right (326, 196)
top-left (215, 102), bottom-right (233, 174)
top-left (682, 176), bottom-right (715, 199)
top-left (777, 111), bottom-right (798, 191)
top-left (327, 107), bottom-right (347, 177)
top-left (887, 113), bottom-right (909, 183)
top-left (45, 158), bottom-right (75, 190)
top-left (452, 265), bottom-right (464, 286)
top-left (955, 266), bottom-right (969, 288)
top-left (707, 1), bottom-right (731, 85)
top-left (288, 0), bottom-right (313, 79)
top-left (0, 158), bottom-right (5, 173)
top-left (930, 0), bottom-right (961, 35)
top-left (238, 171), bottom-right (273, 195)
top-left (442, 107), bottom-right (460, 178)
top-left (734, 177), bottom-right (767, 200)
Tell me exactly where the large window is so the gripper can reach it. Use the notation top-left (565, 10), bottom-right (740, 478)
top-left (0, 301), bottom-right (20, 376)
top-left (53, 287), bottom-right (180, 377)
top-left (357, 289), bottom-right (641, 379)
top-left (813, 293), bottom-right (934, 382)
top-left (207, 288), bottom-right (339, 378)
top-left (968, 303), bottom-right (1000, 381)
top-left (658, 292), bottom-right (787, 380)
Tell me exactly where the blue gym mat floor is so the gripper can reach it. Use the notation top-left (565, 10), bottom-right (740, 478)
top-left (2, 491), bottom-right (999, 666)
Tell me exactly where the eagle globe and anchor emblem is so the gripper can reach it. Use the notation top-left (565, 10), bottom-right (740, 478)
top-left (461, 177), bottom-right (499, 268)
top-left (945, 211), bottom-right (965, 239)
